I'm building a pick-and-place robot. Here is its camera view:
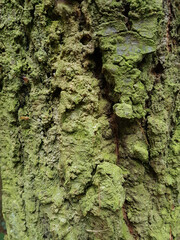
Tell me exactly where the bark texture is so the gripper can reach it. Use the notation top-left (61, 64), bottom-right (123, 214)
top-left (0, 0), bottom-right (180, 239)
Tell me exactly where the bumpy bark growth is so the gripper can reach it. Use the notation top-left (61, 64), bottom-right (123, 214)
top-left (0, 0), bottom-right (180, 239)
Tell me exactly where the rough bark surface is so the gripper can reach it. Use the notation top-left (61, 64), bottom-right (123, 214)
top-left (0, 0), bottom-right (180, 239)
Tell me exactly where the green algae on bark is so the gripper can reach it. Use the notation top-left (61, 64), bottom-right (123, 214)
top-left (0, 0), bottom-right (180, 239)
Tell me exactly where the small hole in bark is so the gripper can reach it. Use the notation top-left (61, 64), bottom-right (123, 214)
top-left (0, 49), bottom-right (5, 53)
top-left (52, 69), bottom-right (56, 76)
top-left (16, 48), bottom-right (20, 54)
top-left (151, 62), bottom-right (164, 75)
top-left (80, 34), bottom-right (91, 45)
top-left (47, 72), bottom-right (51, 78)
top-left (52, 87), bottom-right (61, 99)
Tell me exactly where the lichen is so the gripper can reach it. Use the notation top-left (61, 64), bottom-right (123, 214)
top-left (0, 0), bottom-right (179, 239)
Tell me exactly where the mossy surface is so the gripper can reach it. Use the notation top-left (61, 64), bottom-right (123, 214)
top-left (0, 0), bottom-right (180, 239)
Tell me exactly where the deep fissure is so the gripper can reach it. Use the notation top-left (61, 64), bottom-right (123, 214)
top-left (92, 46), bottom-right (121, 166)
top-left (122, 204), bottom-right (139, 240)
top-left (0, 172), bottom-right (6, 237)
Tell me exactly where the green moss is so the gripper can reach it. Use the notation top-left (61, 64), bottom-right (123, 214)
top-left (114, 102), bottom-right (133, 119)
top-left (0, 0), bottom-right (180, 239)
top-left (132, 16), bottom-right (158, 38)
top-left (170, 125), bottom-right (180, 156)
top-left (55, 1), bottom-right (73, 16)
top-left (133, 141), bottom-right (149, 163)
top-left (100, 29), bottom-right (156, 119)
top-left (80, 162), bottom-right (125, 214)
top-left (127, 0), bottom-right (163, 16)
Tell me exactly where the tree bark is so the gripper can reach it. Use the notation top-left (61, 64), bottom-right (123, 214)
top-left (0, 0), bottom-right (180, 239)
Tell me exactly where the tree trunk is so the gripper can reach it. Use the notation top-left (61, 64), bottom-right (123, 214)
top-left (0, 0), bottom-right (180, 239)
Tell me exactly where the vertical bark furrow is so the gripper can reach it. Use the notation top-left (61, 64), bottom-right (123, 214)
top-left (0, 0), bottom-right (179, 240)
